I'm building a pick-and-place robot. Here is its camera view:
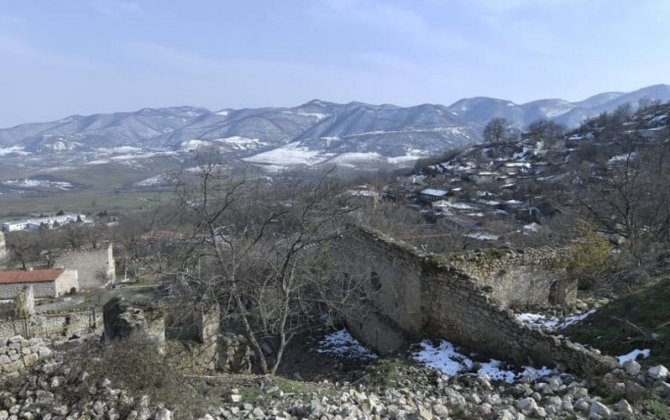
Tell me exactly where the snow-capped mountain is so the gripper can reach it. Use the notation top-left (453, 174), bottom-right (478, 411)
top-left (0, 84), bottom-right (668, 177)
top-left (449, 84), bottom-right (670, 129)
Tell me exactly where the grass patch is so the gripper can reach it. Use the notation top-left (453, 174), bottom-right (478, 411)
top-left (361, 357), bottom-right (414, 389)
top-left (638, 398), bottom-right (670, 419)
top-left (565, 275), bottom-right (670, 366)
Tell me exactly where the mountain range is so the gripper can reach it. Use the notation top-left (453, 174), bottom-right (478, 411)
top-left (0, 84), bottom-right (668, 181)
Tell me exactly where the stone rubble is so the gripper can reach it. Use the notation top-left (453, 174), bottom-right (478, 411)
top-left (1, 338), bottom-right (669, 419)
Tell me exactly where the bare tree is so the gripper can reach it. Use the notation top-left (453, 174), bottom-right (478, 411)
top-left (579, 140), bottom-right (670, 262)
top-left (526, 119), bottom-right (566, 147)
top-left (483, 118), bottom-right (513, 143)
top-left (167, 161), bottom-right (366, 374)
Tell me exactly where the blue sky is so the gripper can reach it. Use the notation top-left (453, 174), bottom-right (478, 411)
top-left (0, 0), bottom-right (668, 127)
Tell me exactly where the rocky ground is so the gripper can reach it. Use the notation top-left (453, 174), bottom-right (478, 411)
top-left (1, 336), bottom-right (670, 420)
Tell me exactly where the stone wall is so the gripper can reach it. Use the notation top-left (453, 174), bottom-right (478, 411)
top-left (0, 310), bottom-right (101, 339)
top-left (338, 225), bottom-right (618, 377)
top-left (0, 281), bottom-right (56, 300)
top-left (54, 270), bottom-right (79, 297)
top-left (0, 231), bottom-right (6, 269)
top-left (0, 335), bottom-right (52, 374)
top-left (54, 244), bottom-right (115, 289)
top-left (339, 228), bottom-right (424, 354)
top-left (166, 302), bottom-right (222, 373)
top-left (102, 297), bottom-right (166, 353)
top-left (446, 248), bottom-right (577, 307)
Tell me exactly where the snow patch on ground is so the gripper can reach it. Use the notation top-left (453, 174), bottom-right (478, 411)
top-left (316, 329), bottom-right (378, 360)
top-left (617, 349), bottom-right (650, 364)
top-left (245, 144), bottom-right (333, 166)
top-left (464, 232), bottom-right (499, 241)
top-left (413, 340), bottom-right (553, 383)
top-left (0, 146), bottom-right (30, 156)
top-left (134, 174), bottom-right (173, 187)
top-left (3, 178), bottom-right (73, 190)
top-left (96, 146), bottom-right (142, 154)
top-left (516, 309), bottom-right (597, 331)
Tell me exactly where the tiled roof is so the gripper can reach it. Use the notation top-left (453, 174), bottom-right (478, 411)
top-left (0, 269), bottom-right (64, 284)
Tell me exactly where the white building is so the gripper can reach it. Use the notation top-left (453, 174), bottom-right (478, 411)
top-left (2, 214), bottom-right (86, 232)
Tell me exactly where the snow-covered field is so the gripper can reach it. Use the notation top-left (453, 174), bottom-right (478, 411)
top-left (413, 340), bottom-right (553, 383)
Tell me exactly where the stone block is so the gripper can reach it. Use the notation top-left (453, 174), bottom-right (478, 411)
top-left (22, 353), bottom-right (38, 367)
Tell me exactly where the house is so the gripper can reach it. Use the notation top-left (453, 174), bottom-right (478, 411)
top-left (0, 268), bottom-right (79, 299)
top-left (419, 188), bottom-right (449, 203)
top-left (443, 216), bottom-right (480, 232)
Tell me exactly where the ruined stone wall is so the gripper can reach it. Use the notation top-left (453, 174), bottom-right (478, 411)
top-left (446, 248), bottom-right (576, 307)
top-left (0, 311), bottom-right (101, 339)
top-left (339, 225), bottom-right (617, 377)
top-left (0, 335), bottom-right (52, 374)
top-left (54, 243), bottom-right (116, 289)
top-left (337, 228), bottom-right (424, 354)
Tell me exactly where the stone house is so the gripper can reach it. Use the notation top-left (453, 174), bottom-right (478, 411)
top-left (0, 268), bottom-right (79, 299)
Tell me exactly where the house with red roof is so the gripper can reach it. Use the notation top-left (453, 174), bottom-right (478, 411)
top-left (0, 268), bottom-right (79, 299)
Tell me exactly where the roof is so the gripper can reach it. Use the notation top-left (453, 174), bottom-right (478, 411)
top-left (420, 188), bottom-right (448, 196)
top-left (0, 269), bottom-right (64, 285)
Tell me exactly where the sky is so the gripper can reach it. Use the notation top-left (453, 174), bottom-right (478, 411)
top-left (0, 0), bottom-right (669, 127)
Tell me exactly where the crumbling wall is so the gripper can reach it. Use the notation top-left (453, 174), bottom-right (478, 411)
top-left (164, 302), bottom-right (223, 372)
top-left (446, 248), bottom-right (576, 307)
top-left (54, 243), bottom-right (116, 289)
top-left (337, 229), bottom-right (424, 354)
top-left (0, 311), bottom-right (102, 339)
top-left (103, 297), bottom-right (165, 353)
top-left (339, 225), bottom-right (618, 377)
top-left (0, 335), bottom-right (52, 374)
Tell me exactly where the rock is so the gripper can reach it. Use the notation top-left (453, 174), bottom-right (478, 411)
top-left (154, 407), bottom-right (172, 420)
top-left (432, 403), bottom-right (449, 418)
top-left (649, 365), bottom-right (669, 380)
top-left (654, 380), bottom-right (670, 396)
top-left (614, 399), bottom-right (634, 416)
top-left (533, 407), bottom-right (547, 418)
top-left (34, 390), bottom-right (54, 405)
top-left (0, 411), bottom-right (7, 420)
top-left (22, 354), bottom-right (38, 367)
top-left (417, 406), bottom-right (433, 420)
top-left (561, 399), bottom-right (575, 413)
top-left (515, 397), bottom-right (538, 412)
top-left (623, 360), bottom-right (641, 376)
top-left (229, 394), bottom-right (242, 403)
top-left (574, 398), bottom-right (590, 413)
top-left (589, 401), bottom-right (611, 419)
top-left (50, 405), bottom-right (68, 416)
top-left (625, 381), bottom-right (647, 401)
